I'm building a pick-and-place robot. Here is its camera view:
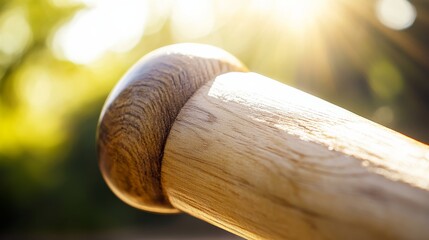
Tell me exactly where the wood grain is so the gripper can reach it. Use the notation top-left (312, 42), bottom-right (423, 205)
top-left (98, 44), bottom-right (429, 239)
top-left (97, 44), bottom-right (246, 213)
top-left (161, 72), bottom-right (429, 239)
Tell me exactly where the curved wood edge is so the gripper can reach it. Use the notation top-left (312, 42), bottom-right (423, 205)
top-left (97, 43), bottom-right (247, 213)
top-left (162, 72), bottom-right (429, 239)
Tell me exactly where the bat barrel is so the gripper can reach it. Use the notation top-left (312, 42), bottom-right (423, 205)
top-left (98, 44), bottom-right (429, 239)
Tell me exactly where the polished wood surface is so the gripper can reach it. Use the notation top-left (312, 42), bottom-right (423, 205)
top-left (98, 44), bottom-right (429, 239)
top-left (97, 44), bottom-right (246, 213)
top-left (162, 72), bottom-right (429, 239)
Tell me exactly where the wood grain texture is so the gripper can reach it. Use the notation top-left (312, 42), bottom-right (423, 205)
top-left (97, 44), bottom-right (246, 212)
top-left (161, 72), bottom-right (429, 239)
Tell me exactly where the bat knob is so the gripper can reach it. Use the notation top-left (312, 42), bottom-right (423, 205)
top-left (97, 43), bottom-right (246, 213)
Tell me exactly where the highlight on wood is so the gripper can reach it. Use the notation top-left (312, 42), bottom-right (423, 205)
top-left (97, 43), bottom-right (429, 240)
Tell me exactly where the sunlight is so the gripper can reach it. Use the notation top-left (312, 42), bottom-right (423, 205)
top-left (376, 0), bottom-right (416, 30)
top-left (275, 0), bottom-right (330, 31)
top-left (52, 0), bottom-right (147, 64)
top-left (170, 0), bottom-right (215, 41)
top-left (17, 66), bottom-right (53, 113)
top-left (209, 72), bottom-right (335, 118)
top-left (0, 8), bottom-right (31, 57)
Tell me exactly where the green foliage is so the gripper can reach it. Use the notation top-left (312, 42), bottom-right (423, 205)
top-left (0, 0), bottom-right (428, 234)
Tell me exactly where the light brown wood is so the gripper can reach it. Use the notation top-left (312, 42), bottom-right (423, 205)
top-left (162, 72), bottom-right (429, 239)
top-left (98, 44), bottom-right (429, 239)
top-left (97, 44), bottom-right (246, 213)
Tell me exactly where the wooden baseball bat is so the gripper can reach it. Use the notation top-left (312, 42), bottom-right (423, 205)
top-left (97, 44), bottom-right (429, 240)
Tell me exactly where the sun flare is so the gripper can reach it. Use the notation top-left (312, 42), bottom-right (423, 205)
top-left (275, 0), bottom-right (330, 31)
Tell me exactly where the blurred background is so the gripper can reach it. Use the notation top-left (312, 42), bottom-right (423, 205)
top-left (0, 0), bottom-right (428, 238)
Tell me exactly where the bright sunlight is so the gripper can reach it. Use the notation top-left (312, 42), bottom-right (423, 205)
top-left (275, 0), bottom-right (330, 31)
top-left (53, 0), bottom-right (333, 65)
top-left (2, 0), bottom-right (429, 237)
top-left (52, 0), bottom-right (147, 64)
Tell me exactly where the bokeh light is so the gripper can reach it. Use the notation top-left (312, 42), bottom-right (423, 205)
top-left (376, 0), bottom-right (417, 30)
top-left (1, 0), bottom-right (429, 238)
top-left (0, 8), bottom-right (31, 63)
top-left (368, 59), bottom-right (404, 100)
top-left (53, 0), bottom-right (147, 64)
top-left (373, 106), bottom-right (395, 125)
